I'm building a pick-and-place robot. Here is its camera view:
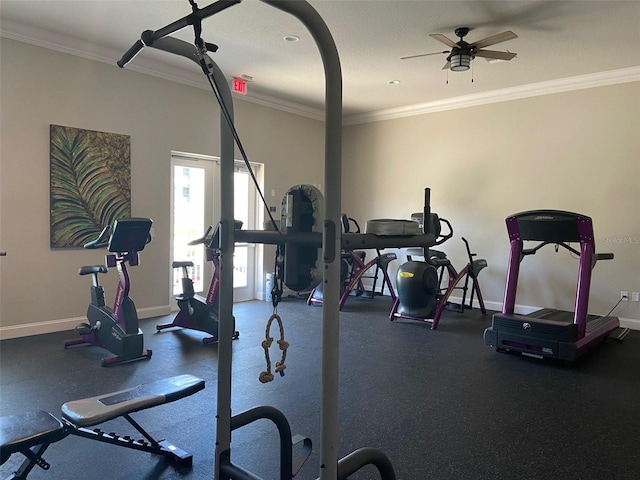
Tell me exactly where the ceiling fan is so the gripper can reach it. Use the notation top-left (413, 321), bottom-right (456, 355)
top-left (401, 27), bottom-right (518, 71)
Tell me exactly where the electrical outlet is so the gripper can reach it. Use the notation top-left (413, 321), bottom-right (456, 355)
top-left (621, 291), bottom-right (629, 301)
top-left (632, 292), bottom-right (640, 302)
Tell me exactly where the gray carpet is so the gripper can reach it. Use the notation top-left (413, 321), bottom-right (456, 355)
top-left (1, 296), bottom-right (639, 479)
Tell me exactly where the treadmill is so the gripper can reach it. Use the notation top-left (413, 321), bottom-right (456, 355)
top-left (484, 210), bottom-right (619, 362)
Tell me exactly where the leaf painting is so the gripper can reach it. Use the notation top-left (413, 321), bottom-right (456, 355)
top-left (50, 125), bottom-right (131, 248)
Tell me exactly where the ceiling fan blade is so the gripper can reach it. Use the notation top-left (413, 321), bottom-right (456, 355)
top-left (429, 33), bottom-right (458, 48)
top-left (441, 61), bottom-right (451, 70)
top-left (400, 50), bottom-right (449, 60)
top-left (471, 30), bottom-right (518, 49)
top-left (474, 50), bottom-right (517, 61)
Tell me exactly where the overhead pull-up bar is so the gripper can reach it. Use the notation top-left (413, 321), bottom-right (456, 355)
top-left (118, 1), bottom-right (404, 478)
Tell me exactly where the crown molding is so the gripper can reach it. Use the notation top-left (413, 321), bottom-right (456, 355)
top-left (0, 19), bottom-right (326, 121)
top-left (343, 66), bottom-right (640, 125)
top-left (2, 20), bottom-right (638, 126)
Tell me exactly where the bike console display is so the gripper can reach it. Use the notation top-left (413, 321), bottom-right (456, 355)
top-left (108, 218), bottom-right (153, 254)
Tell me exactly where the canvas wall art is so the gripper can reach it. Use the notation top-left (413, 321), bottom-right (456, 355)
top-left (50, 125), bottom-right (131, 248)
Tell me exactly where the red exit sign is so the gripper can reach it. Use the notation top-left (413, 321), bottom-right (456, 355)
top-left (232, 78), bottom-right (247, 95)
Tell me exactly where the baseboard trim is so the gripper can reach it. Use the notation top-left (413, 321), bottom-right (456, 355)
top-left (619, 318), bottom-right (640, 330)
top-left (1, 301), bottom-right (637, 340)
top-left (456, 297), bottom-right (639, 330)
top-left (0, 305), bottom-right (172, 340)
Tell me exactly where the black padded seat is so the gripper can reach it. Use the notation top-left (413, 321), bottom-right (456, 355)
top-left (1, 410), bottom-right (67, 464)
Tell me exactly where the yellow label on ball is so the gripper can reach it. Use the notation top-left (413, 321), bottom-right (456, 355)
top-left (399, 272), bottom-right (414, 278)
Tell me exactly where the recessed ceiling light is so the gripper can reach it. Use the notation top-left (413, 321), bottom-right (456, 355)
top-left (388, 80), bottom-right (401, 85)
top-left (283, 35), bottom-right (300, 42)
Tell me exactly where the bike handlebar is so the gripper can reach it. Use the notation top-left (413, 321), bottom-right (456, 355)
top-left (434, 218), bottom-right (453, 246)
top-left (188, 225), bottom-right (214, 246)
top-left (84, 225), bottom-right (112, 249)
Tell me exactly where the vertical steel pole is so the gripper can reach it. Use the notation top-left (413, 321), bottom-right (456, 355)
top-left (262, 2), bottom-right (342, 478)
top-left (212, 64), bottom-right (235, 479)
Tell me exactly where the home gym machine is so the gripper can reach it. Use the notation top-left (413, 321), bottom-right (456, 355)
top-left (484, 210), bottom-right (620, 362)
top-left (64, 217), bottom-right (153, 367)
top-left (117, 1), bottom-right (438, 478)
top-left (391, 216), bottom-right (488, 329)
top-left (156, 223), bottom-right (240, 343)
top-left (307, 215), bottom-right (398, 309)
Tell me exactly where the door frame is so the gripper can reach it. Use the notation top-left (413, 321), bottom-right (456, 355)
top-left (170, 150), bottom-right (263, 305)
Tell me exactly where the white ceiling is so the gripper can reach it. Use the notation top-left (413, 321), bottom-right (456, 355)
top-left (1, 0), bottom-right (639, 121)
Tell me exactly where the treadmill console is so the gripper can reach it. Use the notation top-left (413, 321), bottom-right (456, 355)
top-left (511, 210), bottom-right (590, 243)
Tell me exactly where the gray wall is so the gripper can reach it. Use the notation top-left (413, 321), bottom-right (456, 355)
top-left (343, 82), bottom-right (640, 325)
top-left (1, 37), bottom-right (638, 337)
top-left (0, 38), bottom-right (324, 335)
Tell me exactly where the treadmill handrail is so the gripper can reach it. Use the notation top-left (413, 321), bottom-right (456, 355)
top-left (522, 241), bottom-right (581, 257)
top-left (521, 241), bottom-right (614, 269)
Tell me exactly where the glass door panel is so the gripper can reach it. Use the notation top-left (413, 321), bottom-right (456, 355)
top-left (171, 157), bottom-right (215, 297)
top-left (171, 153), bottom-right (260, 304)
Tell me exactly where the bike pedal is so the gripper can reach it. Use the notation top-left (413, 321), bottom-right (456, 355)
top-left (74, 323), bottom-right (93, 335)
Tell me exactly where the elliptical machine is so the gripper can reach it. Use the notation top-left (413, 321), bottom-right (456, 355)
top-left (156, 223), bottom-right (239, 344)
top-left (307, 214), bottom-right (398, 309)
top-left (390, 215), bottom-right (487, 329)
top-left (65, 218), bottom-right (153, 366)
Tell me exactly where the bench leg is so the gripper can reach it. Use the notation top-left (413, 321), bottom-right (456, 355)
top-left (6, 442), bottom-right (53, 480)
top-left (65, 414), bottom-right (193, 467)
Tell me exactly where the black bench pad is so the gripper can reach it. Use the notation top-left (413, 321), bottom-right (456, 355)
top-left (61, 374), bottom-right (205, 427)
top-left (1, 411), bottom-right (66, 462)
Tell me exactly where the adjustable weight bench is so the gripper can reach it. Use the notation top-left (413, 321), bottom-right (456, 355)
top-left (0, 411), bottom-right (67, 479)
top-left (1, 374), bottom-right (204, 479)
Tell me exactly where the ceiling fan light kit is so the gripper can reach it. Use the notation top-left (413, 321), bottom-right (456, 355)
top-left (401, 26), bottom-right (517, 73)
top-left (449, 53), bottom-right (472, 71)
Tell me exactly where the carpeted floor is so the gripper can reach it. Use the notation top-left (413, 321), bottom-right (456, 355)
top-left (1, 296), bottom-right (639, 479)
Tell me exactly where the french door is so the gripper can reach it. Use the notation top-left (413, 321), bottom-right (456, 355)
top-left (171, 152), bottom-right (259, 303)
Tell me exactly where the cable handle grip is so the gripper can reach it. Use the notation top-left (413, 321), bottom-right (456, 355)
top-left (117, 40), bottom-right (145, 68)
top-left (117, 0), bottom-right (241, 68)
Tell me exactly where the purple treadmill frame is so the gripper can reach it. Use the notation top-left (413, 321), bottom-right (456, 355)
top-left (502, 210), bottom-right (616, 341)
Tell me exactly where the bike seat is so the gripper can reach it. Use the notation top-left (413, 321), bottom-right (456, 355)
top-left (172, 261), bottom-right (194, 269)
top-left (78, 265), bottom-right (108, 276)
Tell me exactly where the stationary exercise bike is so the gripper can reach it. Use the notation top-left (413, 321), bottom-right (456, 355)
top-left (390, 217), bottom-right (487, 329)
top-left (64, 218), bottom-right (153, 366)
top-left (156, 223), bottom-right (239, 344)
